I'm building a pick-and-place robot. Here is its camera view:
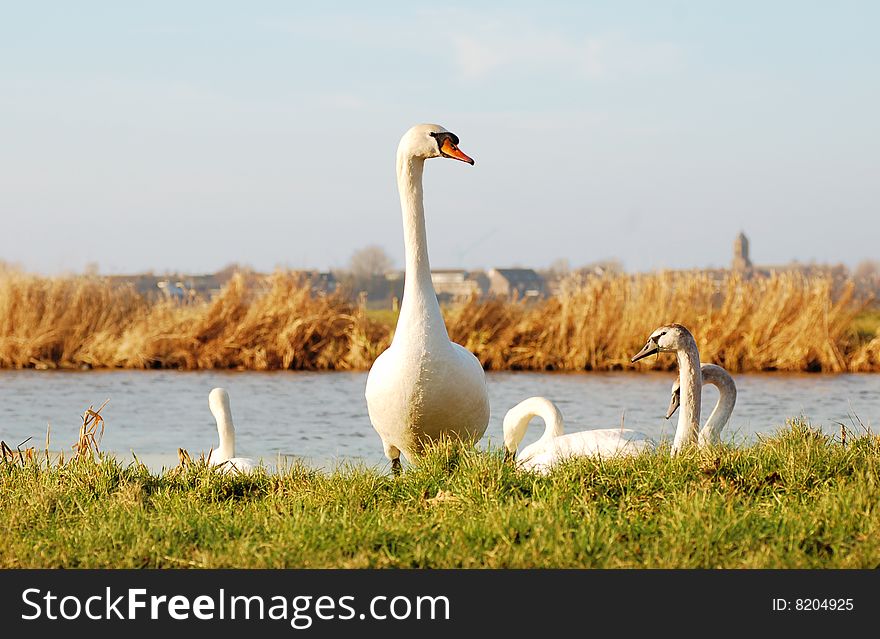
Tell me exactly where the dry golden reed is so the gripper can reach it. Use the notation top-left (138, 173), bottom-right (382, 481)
top-left (447, 271), bottom-right (866, 373)
top-left (0, 398), bottom-right (114, 470)
top-left (0, 270), bottom-right (387, 371)
top-left (0, 268), bottom-right (876, 373)
top-left (72, 399), bottom-right (109, 460)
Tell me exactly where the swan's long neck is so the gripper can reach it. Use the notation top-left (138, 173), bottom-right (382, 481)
top-left (213, 406), bottom-right (235, 461)
top-left (699, 371), bottom-right (736, 446)
top-left (505, 397), bottom-right (564, 452)
top-left (673, 342), bottom-right (702, 453)
top-left (395, 152), bottom-right (449, 345)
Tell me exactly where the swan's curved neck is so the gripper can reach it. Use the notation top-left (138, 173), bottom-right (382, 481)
top-left (699, 374), bottom-right (736, 446)
top-left (395, 152), bottom-right (448, 344)
top-left (213, 408), bottom-right (235, 460)
top-left (505, 397), bottom-right (565, 452)
top-left (673, 343), bottom-right (702, 452)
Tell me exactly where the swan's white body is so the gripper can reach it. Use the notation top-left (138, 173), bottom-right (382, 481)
top-left (365, 125), bottom-right (490, 467)
top-left (207, 387), bottom-right (258, 474)
top-left (503, 397), bottom-right (654, 474)
top-left (668, 363), bottom-right (736, 447)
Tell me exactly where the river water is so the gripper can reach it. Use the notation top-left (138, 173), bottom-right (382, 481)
top-left (0, 370), bottom-right (877, 471)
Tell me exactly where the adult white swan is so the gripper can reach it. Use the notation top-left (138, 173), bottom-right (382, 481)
top-left (631, 323), bottom-right (703, 453)
top-left (666, 363), bottom-right (737, 447)
top-left (365, 124), bottom-right (490, 473)
top-left (207, 387), bottom-right (258, 474)
top-left (502, 397), bottom-right (654, 474)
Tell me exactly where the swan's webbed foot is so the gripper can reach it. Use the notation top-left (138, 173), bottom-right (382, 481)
top-left (391, 458), bottom-right (402, 476)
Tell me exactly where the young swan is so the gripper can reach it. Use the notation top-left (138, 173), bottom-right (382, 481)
top-left (502, 397), bottom-right (654, 474)
top-left (207, 387), bottom-right (258, 474)
top-left (631, 324), bottom-right (702, 453)
top-left (666, 363), bottom-right (737, 447)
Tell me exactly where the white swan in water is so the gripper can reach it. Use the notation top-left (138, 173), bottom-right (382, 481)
top-left (207, 387), bottom-right (259, 474)
top-left (631, 323), bottom-right (704, 453)
top-left (666, 363), bottom-right (736, 447)
top-left (502, 397), bottom-right (654, 474)
top-left (365, 124), bottom-right (490, 473)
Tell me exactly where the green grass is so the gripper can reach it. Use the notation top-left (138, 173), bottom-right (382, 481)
top-left (852, 309), bottom-right (880, 342)
top-left (365, 308), bottom-right (399, 328)
top-left (1, 420), bottom-right (878, 568)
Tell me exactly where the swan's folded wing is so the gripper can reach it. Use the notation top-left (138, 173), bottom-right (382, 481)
top-left (518, 450), bottom-right (556, 474)
top-left (552, 429), bottom-right (654, 459)
top-left (218, 457), bottom-right (260, 475)
top-left (518, 429), bottom-right (654, 473)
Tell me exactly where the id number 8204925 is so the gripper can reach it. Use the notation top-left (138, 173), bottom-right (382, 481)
top-left (772, 598), bottom-right (854, 612)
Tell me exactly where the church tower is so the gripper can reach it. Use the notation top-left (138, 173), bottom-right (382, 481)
top-left (733, 231), bottom-right (752, 272)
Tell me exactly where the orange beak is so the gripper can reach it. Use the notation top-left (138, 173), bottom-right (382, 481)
top-left (440, 138), bottom-right (475, 165)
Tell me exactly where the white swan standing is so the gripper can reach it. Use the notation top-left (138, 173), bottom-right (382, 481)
top-left (631, 323), bottom-right (703, 453)
top-left (207, 387), bottom-right (258, 474)
top-left (365, 124), bottom-right (490, 473)
top-left (666, 363), bottom-right (737, 447)
top-left (502, 397), bottom-right (654, 474)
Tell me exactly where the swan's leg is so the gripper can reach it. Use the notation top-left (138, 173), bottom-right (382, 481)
top-left (384, 442), bottom-right (402, 476)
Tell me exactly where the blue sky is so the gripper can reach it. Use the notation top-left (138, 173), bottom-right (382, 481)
top-left (1, 1), bottom-right (878, 274)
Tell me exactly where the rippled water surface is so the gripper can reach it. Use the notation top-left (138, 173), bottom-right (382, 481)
top-left (0, 370), bottom-right (877, 470)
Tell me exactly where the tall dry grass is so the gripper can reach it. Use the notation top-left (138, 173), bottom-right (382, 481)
top-left (447, 271), bottom-right (866, 373)
top-left (0, 270), bottom-right (388, 370)
top-left (0, 268), bottom-right (876, 372)
top-left (850, 334), bottom-right (880, 372)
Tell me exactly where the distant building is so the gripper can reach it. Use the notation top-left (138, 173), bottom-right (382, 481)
top-left (733, 232), bottom-right (752, 273)
top-left (727, 232), bottom-right (850, 297)
top-left (105, 273), bottom-right (225, 300)
top-left (106, 268), bottom-right (335, 301)
top-left (488, 268), bottom-right (547, 299)
top-left (157, 280), bottom-right (189, 301)
top-left (292, 270), bottom-right (337, 295)
top-left (430, 269), bottom-right (486, 302)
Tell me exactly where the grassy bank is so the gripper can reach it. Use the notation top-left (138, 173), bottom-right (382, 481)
top-left (1, 268), bottom-right (878, 372)
top-left (1, 422), bottom-right (878, 568)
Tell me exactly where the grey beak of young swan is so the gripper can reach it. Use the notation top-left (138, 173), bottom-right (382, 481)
top-left (631, 339), bottom-right (660, 363)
